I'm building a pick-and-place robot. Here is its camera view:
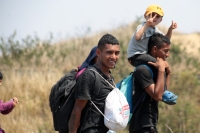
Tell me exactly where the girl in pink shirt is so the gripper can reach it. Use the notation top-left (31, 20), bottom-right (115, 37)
top-left (0, 71), bottom-right (19, 133)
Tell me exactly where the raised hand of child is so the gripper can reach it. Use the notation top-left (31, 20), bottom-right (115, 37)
top-left (146, 13), bottom-right (157, 26)
top-left (12, 97), bottom-right (19, 106)
top-left (169, 20), bottom-right (177, 30)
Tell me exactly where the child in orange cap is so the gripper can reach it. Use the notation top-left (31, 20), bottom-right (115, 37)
top-left (127, 4), bottom-right (177, 66)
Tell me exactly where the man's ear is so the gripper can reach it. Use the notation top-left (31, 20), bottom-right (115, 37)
top-left (96, 48), bottom-right (100, 57)
top-left (152, 46), bottom-right (157, 53)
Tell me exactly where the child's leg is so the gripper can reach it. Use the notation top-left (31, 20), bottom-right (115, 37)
top-left (128, 54), bottom-right (156, 67)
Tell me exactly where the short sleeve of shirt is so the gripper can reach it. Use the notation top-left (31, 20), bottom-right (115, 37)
top-left (74, 70), bottom-right (95, 100)
top-left (134, 65), bottom-right (154, 89)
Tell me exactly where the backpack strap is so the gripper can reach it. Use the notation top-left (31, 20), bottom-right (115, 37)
top-left (89, 69), bottom-right (116, 89)
top-left (137, 64), bottom-right (154, 78)
top-left (88, 69), bottom-right (118, 123)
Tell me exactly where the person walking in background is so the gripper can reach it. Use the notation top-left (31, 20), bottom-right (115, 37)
top-left (68, 33), bottom-right (120, 133)
top-left (0, 71), bottom-right (19, 133)
top-left (127, 4), bottom-right (177, 67)
top-left (129, 33), bottom-right (172, 133)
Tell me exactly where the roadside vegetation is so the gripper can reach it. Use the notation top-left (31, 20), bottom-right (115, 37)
top-left (0, 18), bottom-right (200, 133)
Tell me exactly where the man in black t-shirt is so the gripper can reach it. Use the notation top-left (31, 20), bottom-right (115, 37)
top-left (68, 34), bottom-right (120, 133)
top-left (129, 33), bottom-right (172, 133)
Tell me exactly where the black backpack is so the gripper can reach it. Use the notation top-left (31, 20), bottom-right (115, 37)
top-left (49, 68), bottom-right (100, 132)
top-left (49, 68), bottom-right (79, 132)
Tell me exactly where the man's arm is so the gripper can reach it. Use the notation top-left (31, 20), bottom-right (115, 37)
top-left (145, 58), bottom-right (166, 101)
top-left (68, 99), bottom-right (88, 133)
top-left (68, 69), bottom-right (94, 133)
top-left (165, 20), bottom-right (177, 39)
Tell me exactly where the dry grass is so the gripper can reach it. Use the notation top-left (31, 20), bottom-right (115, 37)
top-left (0, 69), bottom-right (61, 133)
top-left (0, 23), bottom-right (200, 132)
top-left (171, 33), bottom-right (200, 56)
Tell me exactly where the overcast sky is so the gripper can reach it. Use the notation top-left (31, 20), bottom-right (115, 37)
top-left (0, 0), bottom-right (200, 41)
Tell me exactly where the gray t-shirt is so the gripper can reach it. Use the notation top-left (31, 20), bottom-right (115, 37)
top-left (127, 22), bottom-right (163, 58)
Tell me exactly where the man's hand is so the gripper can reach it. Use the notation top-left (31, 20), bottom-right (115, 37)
top-left (148, 57), bottom-right (165, 72)
top-left (169, 20), bottom-right (178, 30)
top-left (164, 61), bottom-right (171, 75)
top-left (148, 59), bottom-right (171, 74)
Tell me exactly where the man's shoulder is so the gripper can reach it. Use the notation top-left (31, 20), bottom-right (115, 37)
top-left (79, 65), bottom-right (101, 80)
top-left (85, 65), bottom-right (98, 74)
top-left (75, 67), bottom-right (96, 87)
top-left (81, 68), bottom-right (96, 77)
top-left (135, 65), bottom-right (154, 77)
top-left (136, 64), bottom-right (153, 71)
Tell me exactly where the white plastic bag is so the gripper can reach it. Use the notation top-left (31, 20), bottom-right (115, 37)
top-left (104, 87), bottom-right (130, 131)
top-left (89, 69), bottom-right (130, 131)
top-left (107, 130), bottom-right (116, 133)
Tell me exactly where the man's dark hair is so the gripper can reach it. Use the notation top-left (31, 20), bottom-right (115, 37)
top-left (0, 71), bottom-right (3, 80)
top-left (97, 33), bottom-right (119, 50)
top-left (148, 33), bottom-right (171, 53)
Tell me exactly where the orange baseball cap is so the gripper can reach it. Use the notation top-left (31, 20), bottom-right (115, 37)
top-left (145, 4), bottom-right (164, 16)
